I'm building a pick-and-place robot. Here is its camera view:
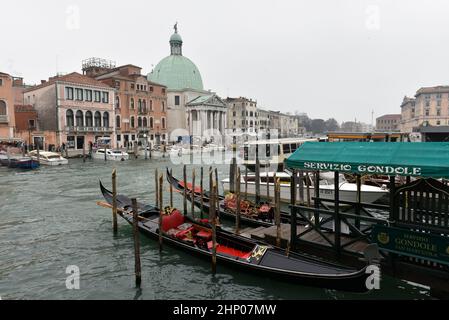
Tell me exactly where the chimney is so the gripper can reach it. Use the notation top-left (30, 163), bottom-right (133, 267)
top-left (41, 80), bottom-right (46, 84)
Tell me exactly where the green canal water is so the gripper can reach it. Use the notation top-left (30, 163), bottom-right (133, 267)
top-left (0, 156), bottom-right (432, 300)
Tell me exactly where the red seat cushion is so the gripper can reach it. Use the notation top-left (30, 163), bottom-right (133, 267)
top-left (161, 210), bottom-right (185, 232)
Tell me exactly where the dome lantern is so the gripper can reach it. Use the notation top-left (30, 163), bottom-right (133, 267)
top-left (170, 22), bottom-right (183, 56)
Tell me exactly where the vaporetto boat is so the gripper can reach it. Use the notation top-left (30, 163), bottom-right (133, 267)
top-left (222, 171), bottom-right (389, 205)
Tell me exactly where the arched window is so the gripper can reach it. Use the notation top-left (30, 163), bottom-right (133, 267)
top-left (116, 96), bottom-right (120, 109)
top-left (250, 112), bottom-right (254, 117)
top-left (66, 109), bottom-right (74, 127)
top-left (85, 111), bottom-right (93, 127)
top-left (143, 100), bottom-right (147, 113)
top-left (150, 100), bottom-right (153, 112)
top-left (138, 99), bottom-right (142, 113)
top-left (130, 116), bottom-right (135, 128)
top-left (76, 110), bottom-right (84, 127)
top-left (138, 117), bottom-right (142, 128)
top-left (162, 117), bottom-right (166, 129)
top-left (103, 112), bottom-right (109, 128)
top-left (130, 98), bottom-right (135, 109)
top-left (143, 117), bottom-right (148, 127)
top-left (116, 115), bottom-right (121, 128)
top-left (162, 134), bottom-right (166, 141)
top-left (150, 117), bottom-right (154, 129)
top-left (162, 102), bottom-right (165, 112)
top-left (94, 111), bottom-right (101, 127)
top-left (0, 100), bottom-right (7, 116)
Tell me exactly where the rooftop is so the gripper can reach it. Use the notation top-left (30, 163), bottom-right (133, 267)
top-left (24, 72), bottom-right (113, 92)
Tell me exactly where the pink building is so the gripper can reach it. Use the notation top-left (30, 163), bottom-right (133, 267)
top-left (23, 72), bottom-right (116, 154)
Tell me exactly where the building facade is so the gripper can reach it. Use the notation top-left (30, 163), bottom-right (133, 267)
top-left (14, 105), bottom-right (39, 145)
top-left (84, 60), bottom-right (168, 148)
top-left (148, 26), bottom-right (227, 143)
top-left (226, 97), bottom-right (258, 134)
top-left (0, 72), bottom-right (16, 139)
top-left (376, 114), bottom-right (401, 131)
top-left (23, 72), bottom-right (116, 154)
top-left (400, 86), bottom-right (449, 133)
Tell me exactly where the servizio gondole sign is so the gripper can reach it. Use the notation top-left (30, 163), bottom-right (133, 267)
top-left (372, 225), bottom-right (449, 266)
top-left (303, 162), bottom-right (423, 176)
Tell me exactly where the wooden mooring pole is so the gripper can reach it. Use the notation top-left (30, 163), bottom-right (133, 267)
top-left (183, 165), bottom-right (187, 216)
top-left (255, 159), bottom-right (261, 204)
top-left (209, 167), bottom-right (213, 220)
top-left (159, 174), bottom-right (164, 252)
top-left (200, 167), bottom-right (204, 219)
top-left (236, 167), bottom-right (241, 234)
top-left (131, 198), bottom-right (142, 288)
top-left (191, 169), bottom-right (196, 218)
top-left (275, 178), bottom-right (281, 247)
top-left (112, 168), bottom-right (118, 233)
top-left (211, 183), bottom-right (218, 274)
top-left (83, 143), bottom-right (86, 163)
top-left (298, 170), bottom-right (304, 205)
top-left (244, 166), bottom-right (248, 201)
top-left (169, 169), bottom-right (174, 208)
top-left (266, 165), bottom-right (270, 201)
top-left (155, 168), bottom-right (159, 208)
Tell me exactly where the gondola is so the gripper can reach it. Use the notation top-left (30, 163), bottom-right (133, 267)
top-left (99, 181), bottom-right (372, 293)
top-left (166, 168), bottom-right (292, 228)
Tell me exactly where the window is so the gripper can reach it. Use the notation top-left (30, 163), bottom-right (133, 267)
top-left (437, 121), bottom-right (441, 125)
top-left (115, 81), bottom-right (120, 88)
top-left (116, 96), bottom-right (120, 108)
top-left (138, 117), bottom-right (142, 127)
top-left (65, 87), bottom-right (74, 100)
top-left (437, 100), bottom-right (442, 107)
top-left (143, 100), bottom-right (147, 113)
top-left (66, 109), bottom-right (74, 127)
top-left (28, 119), bottom-right (35, 128)
top-left (150, 86), bottom-right (154, 92)
top-left (162, 117), bottom-right (166, 129)
top-left (131, 83), bottom-right (135, 90)
top-left (150, 117), bottom-right (154, 129)
top-left (250, 112), bottom-right (253, 117)
top-left (162, 102), bottom-right (165, 112)
top-left (0, 100), bottom-right (6, 115)
top-left (143, 117), bottom-right (148, 127)
top-left (425, 94), bottom-right (431, 100)
top-left (150, 100), bottom-right (153, 111)
top-left (425, 109), bottom-right (430, 116)
top-left (162, 134), bottom-right (166, 140)
top-left (138, 99), bottom-right (142, 113)
top-left (76, 88), bottom-right (83, 101)
top-left (94, 111), bottom-right (102, 127)
top-left (130, 116), bottom-right (135, 128)
top-left (242, 111), bottom-right (245, 117)
top-left (85, 90), bottom-right (92, 101)
top-left (130, 98), bottom-right (135, 109)
top-left (0, 79), bottom-right (3, 86)
top-left (162, 88), bottom-right (166, 94)
top-left (233, 120), bottom-right (236, 126)
top-left (103, 112), bottom-right (109, 128)
top-left (94, 91), bottom-right (101, 102)
top-left (283, 144), bottom-right (290, 154)
top-left (175, 96), bottom-right (180, 106)
top-left (233, 111), bottom-right (236, 117)
top-left (76, 110), bottom-right (84, 127)
top-left (102, 92), bottom-right (109, 103)
top-left (116, 115), bottom-right (121, 128)
top-left (437, 93), bottom-right (442, 99)
top-left (85, 111), bottom-right (93, 127)
top-left (437, 109), bottom-right (441, 116)
top-left (426, 101), bottom-right (430, 107)
top-left (117, 134), bottom-right (121, 141)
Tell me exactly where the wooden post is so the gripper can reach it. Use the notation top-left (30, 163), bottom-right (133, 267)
top-left (244, 166), bottom-right (248, 201)
top-left (355, 174), bottom-right (362, 230)
top-left (290, 176), bottom-right (298, 249)
top-left (169, 169), bottom-right (173, 208)
top-left (290, 170), bottom-right (297, 208)
top-left (112, 168), bottom-right (118, 233)
top-left (255, 158), bottom-right (261, 204)
top-left (334, 171), bottom-right (341, 256)
top-left (298, 170), bottom-right (304, 205)
top-left (83, 143), bottom-right (86, 163)
top-left (266, 165), bottom-right (270, 201)
top-left (131, 198), bottom-right (142, 288)
top-left (275, 178), bottom-right (281, 247)
top-left (211, 183), bottom-right (218, 274)
top-left (215, 168), bottom-right (220, 219)
top-left (37, 146), bottom-right (40, 163)
top-left (389, 175), bottom-right (396, 222)
top-left (200, 167), bottom-right (204, 219)
top-left (191, 169), bottom-right (196, 218)
top-left (209, 167), bottom-right (213, 220)
top-left (159, 174), bottom-right (164, 252)
top-left (155, 168), bottom-right (159, 208)
top-left (314, 171), bottom-right (320, 225)
top-left (306, 172), bottom-right (311, 207)
top-left (183, 165), bottom-right (188, 216)
top-left (236, 168), bottom-right (241, 234)
top-left (230, 158), bottom-right (236, 193)
top-left (134, 143), bottom-right (138, 159)
top-left (104, 144), bottom-right (107, 162)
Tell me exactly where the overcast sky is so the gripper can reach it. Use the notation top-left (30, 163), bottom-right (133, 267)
top-left (2, 0), bottom-right (449, 123)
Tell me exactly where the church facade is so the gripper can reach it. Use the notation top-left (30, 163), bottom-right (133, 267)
top-left (148, 25), bottom-right (227, 144)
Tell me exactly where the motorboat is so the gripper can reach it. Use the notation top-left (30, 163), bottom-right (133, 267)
top-left (222, 171), bottom-right (389, 205)
top-left (28, 151), bottom-right (68, 166)
top-left (93, 149), bottom-right (129, 161)
top-left (7, 155), bottom-right (40, 169)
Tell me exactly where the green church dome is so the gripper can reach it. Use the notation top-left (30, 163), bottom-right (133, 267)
top-left (148, 55), bottom-right (204, 91)
top-left (148, 26), bottom-right (204, 91)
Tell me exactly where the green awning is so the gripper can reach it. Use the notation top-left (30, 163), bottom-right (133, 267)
top-left (285, 142), bottom-right (449, 178)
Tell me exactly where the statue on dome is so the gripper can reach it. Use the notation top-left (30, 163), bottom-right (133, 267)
top-left (174, 22), bottom-right (178, 33)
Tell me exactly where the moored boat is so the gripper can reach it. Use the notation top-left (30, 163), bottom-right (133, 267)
top-left (93, 149), bottom-right (129, 161)
top-left (98, 181), bottom-right (372, 293)
top-left (8, 156), bottom-right (40, 169)
top-left (28, 151), bottom-right (68, 166)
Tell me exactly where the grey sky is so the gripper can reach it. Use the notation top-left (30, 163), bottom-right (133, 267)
top-left (2, 0), bottom-right (449, 123)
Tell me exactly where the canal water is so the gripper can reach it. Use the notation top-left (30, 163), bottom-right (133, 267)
top-left (0, 155), bottom-right (431, 300)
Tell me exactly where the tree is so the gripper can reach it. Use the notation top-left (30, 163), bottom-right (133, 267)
top-left (311, 119), bottom-right (326, 134)
top-left (325, 118), bottom-right (339, 132)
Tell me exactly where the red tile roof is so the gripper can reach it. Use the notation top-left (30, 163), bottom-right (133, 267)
top-left (24, 72), bottom-right (113, 92)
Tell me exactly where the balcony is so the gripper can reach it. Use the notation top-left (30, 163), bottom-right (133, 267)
top-left (66, 126), bottom-right (113, 133)
top-left (0, 115), bottom-right (9, 123)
